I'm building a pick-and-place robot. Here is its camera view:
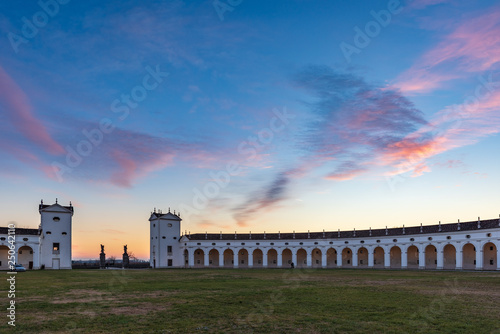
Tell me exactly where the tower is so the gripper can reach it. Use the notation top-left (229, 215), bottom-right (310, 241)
top-left (149, 209), bottom-right (181, 268)
top-left (39, 200), bottom-right (73, 269)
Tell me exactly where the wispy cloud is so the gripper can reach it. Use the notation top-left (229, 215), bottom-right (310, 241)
top-left (394, 7), bottom-right (500, 93)
top-left (0, 66), bottom-right (64, 155)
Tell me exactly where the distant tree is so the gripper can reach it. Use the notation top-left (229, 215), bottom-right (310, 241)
top-left (109, 256), bottom-right (116, 265)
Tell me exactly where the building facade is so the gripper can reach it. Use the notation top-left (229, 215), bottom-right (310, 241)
top-left (150, 210), bottom-right (500, 270)
top-left (0, 201), bottom-right (73, 270)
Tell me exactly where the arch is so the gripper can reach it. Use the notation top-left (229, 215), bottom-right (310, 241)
top-left (252, 249), bottom-right (263, 268)
top-left (425, 245), bottom-right (437, 269)
top-left (281, 248), bottom-right (292, 267)
top-left (462, 243), bottom-right (476, 270)
top-left (296, 248), bottom-right (307, 268)
top-left (311, 248), bottom-right (322, 268)
top-left (0, 245), bottom-right (11, 270)
top-left (183, 249), bottom-right (189, 268)
top-left (223, 249), bottom-right (234, 267)
top-left (194, 248), bottom-right (204, 268)
top-left (342, 248), bottom-right (352, 267)
top-left (17, 246), bottom-right (33, 269)
top-left (238, 249), bottom-right (249, 268)
top-left (483, 242), bottom-right (497, 270)
top-left (357, 247), bottom-right (368, 267)
top-left (209, 249), bottom-right (220, 267)
top-left (267, 249), bottom-right (278, 267)
top-left (407, 245), bottom-right (419, 269)
top-left (326, 248), bottom-right (337, 268)
top-left (373, 247), bottom-right (384, 268)
top-left (390, 246), bottom-right (401, 268)
top-left (443, 244), bottom-right (456, 270)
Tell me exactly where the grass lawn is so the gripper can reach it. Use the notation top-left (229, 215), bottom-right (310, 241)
top-left (1, 268), bottom-right (499, 333)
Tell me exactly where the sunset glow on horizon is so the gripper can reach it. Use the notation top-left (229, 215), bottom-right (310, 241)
top-left (1, 0), bottom-right (499, 260)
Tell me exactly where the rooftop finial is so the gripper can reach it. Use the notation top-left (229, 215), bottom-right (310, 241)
top-left (168, 207), bottom-right (170, 213)
top-left (477, 217), bottom-right (481, 229)
top-left (438, 221), bottom-right (441, 232)
top-left (55, 198), bottom-right (58, 204)
top-left (458, 219), bottom-right (461, 230)
top-left (420, 223), bottom-right (423, 233)
top-left (70, 201), bottom-right (72, 206)
top-left (403, 225), bottom-right (405, 234)
top-left (41, 199), bottom-right (43, 204)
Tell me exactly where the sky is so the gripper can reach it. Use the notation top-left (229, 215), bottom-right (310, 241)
top-left (1, 0), bottom-right (499, 259)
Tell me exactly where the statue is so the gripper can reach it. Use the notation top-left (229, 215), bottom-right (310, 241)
top-left (99, 244), bottom-right (106, 269)
top-left (123, 244), bottom-right (129, 269)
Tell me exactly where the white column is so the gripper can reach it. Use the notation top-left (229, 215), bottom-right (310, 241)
top-left (352, 249), bottom-right (358, 267)
top-left (368, 249), bottom-right (374, 268)
top-left (497, 245), bottom-right (500, 270)
top-left (219, 252), bottom-right (224, 267)
top-left (337, 249), bottom-right (342, 268)
top-left (292, 249), bottom-right (297, 267)
top-left (401, 250), bottom-right (407, 268)
top-left (321, 250), bottom-right (327, 268)
top-left (456, 249), bottom-right (463, 269)
top-left (204, 251), bottom-right (209, 267)
top-left (188, 250), bottom-right (194, 268)
top-left (263, 250), bottom-right (268, 268)
top-left (476, 248), bottom-right (483, 270)
top-left (234, 250), bottom-right (239, 268)
top-left (437, 249), bottom-right (444, 269)
top-left (419, 248), bottom-right (425, 269)
top-left (277, 250), bottom-right (283, 267)
top-left (384, 250), bottom-right (391, 268)
top-left (248, 250), bottom-right (253, 268)
top-left (306, 249), bottom-right (312, 268)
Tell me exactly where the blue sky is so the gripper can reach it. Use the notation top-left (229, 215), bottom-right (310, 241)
top-left (1, 0), bottom-right (499, 258)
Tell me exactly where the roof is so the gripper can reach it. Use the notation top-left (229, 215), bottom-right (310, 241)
top-left (39, 203), bottom-right (74, 214)
top-left (185, 218), bottom-right (500, 241)
top-left (0, 227), bottom-right (40, 235)
top-left (149, 211), bottom-right (182, 221)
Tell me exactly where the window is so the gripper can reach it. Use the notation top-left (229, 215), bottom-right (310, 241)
top-left (345, 241), bottom-right (349, 244)
top-left (162, 236), bottom-right (166, 239)
top-left (256, 243), bottom-right (260, 245)
top-left (393, 239), bottom-right (397, 242)
top-left (197, 243), bottom-right (201, 245)
top-left (241, 243), bottom-right (245, 246)
top-left (299, 242), bottom-right (303, 245)
top-left (377, 240), bottom-right (380, 243)
top-left (0, 237), bottom-right (5, 241)
top-left (491, 260), bottom-right (494, 265)
top-left (314, 242), bottom-right (318, 245)
top-left (466, 235), bottom-right (471, 239)
top-left (168, 259), bottom-right (173, 266)
top-left (428, 237), bottom-right (433, 241)
top-left (361, 241), bottom-right (365, 244)
top-left (212, 243), bottom-right (216, 246)
top-left (446, 236), bottom-right (451, 240)
top-left (62, 232), bottom-right (67, 235)
top-left (227, 243), bottom-right (231, 246)
top-left (168, 223), bottom-right (172, 227)
top-left (491, 246), bottom-right (494, 251)
top-left (46, 231), bottom-right (51, 235)
top-left (487, 233), bottom-right (492, 237)
top-left (285, 242), bottom-right (289, 245)
top-left (53, 217), bottom-right (60, 222)
top-left (167, 246), bottom-right (172, 253)
top-left (270, 243), bottom-right (274, 245)
top-left (329, 242), bottom-right (333, 244)
top-left (410, 238), bottom-right (415, 241)
top-left (53, 243), bottom-right (60, 251)
top-left (153, 224), bottom-right (155, 228)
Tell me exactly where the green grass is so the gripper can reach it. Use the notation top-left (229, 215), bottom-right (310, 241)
top-left (2, 269), bottom-right (500, 333)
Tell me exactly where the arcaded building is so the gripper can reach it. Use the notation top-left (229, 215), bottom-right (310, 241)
top-left (0, 201), bottom-right (73, 270)
top-left (150, 210), bottom-right (499, 270)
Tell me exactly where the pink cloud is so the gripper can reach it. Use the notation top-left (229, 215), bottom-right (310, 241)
top-left (0, 142), bottom-right (58, 180)
top-left (394, 8), bottom-right (500, 93)
top-left (0, 66), bottom-right (64, 155)
top-left (109, 149), bottom-right (174, 188)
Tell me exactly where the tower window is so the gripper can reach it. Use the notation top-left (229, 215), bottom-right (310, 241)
top-left (168, 223), bottom-right (172, 227)
top-left (168, 259), bottom-right (173, 266)
top-left (167, 246), bottom-right (172, 253)
top-left (46, 231), bottom-right (52, 235)
top-left (53, 243), bottom-right (60, 253)
top-left (62, 232), bottom-right (67, 235)
top-left (23, 238), bottom-right (28, 241)
top-left (53, 217), bottom-right (60, 222)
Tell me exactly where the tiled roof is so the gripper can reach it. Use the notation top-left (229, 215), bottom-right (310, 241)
top-left (0, 227), bottom-right (40, 235)
top-left (185, 218), bottom-right (500, 241)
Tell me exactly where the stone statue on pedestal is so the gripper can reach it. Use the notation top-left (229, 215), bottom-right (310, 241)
top-left (99, 244), bottom-right (106, 269)
top-left (122, 244), bottom-right (129, 269)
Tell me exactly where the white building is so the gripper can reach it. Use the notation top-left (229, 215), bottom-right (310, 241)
top-left (150, 210), bottom-right (500, 270)
top-left (0, 200), bottom-right (73, 270)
